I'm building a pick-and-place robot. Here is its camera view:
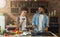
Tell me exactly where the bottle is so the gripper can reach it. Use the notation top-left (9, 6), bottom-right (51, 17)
top-left (49, 12), bottom-right (50, 16)
top-left (54, 10), bottom-right (56, 16)
top-left (34, 0), bottom-right (37, 1)
top-left (51, 11), bottom-right (54, 16)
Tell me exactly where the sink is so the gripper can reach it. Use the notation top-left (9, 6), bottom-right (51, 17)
top-left (31, 32), bottom-right (54, 36)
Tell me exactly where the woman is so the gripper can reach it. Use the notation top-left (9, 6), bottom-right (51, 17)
top-left (18, 10), bottom-right (28, 31)
top-left (5, 9), bottom-right (28, 31)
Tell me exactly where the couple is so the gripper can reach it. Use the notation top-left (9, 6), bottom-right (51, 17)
top-left (5, 6), bottom-right (49, 33)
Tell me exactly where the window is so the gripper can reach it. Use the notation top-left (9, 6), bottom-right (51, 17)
top-left (0, 0), bottom-right (6, 8)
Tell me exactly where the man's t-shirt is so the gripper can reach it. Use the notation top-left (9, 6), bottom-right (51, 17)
top-left (38, 14), bottom-right (44, 32)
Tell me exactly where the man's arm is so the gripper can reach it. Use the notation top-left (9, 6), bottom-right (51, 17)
top-left (29, 14), bottom-right (37, 32)
top-left (32, 14), bottom-right (37, 28)
top-left (44, 16), bottom-right (49, 31)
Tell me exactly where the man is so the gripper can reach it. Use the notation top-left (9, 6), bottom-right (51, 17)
top-left (32, 6), bottom-right (49, 33)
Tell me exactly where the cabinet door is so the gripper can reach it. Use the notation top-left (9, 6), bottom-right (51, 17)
top-left (11, 8), bottom-right (19, 13)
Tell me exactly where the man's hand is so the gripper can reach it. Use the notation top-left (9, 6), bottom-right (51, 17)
top-left (29, 25), bottom-right (36, 33)
top-left (44, 27), bottom-right (48, 32)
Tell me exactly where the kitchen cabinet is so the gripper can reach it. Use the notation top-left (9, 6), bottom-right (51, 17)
top-left (48, 13), bottom-right (59, 34)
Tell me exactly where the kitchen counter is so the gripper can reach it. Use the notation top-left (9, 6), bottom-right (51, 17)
top-left (6, 25), bottom-right (17, 28)
top-left (0, 31), bottom-right (58, 37)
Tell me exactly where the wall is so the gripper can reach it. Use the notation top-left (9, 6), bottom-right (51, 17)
top-left (0, 0), bottom-right (60, 36)
top-left (47, 0), bottom-right (60, 36)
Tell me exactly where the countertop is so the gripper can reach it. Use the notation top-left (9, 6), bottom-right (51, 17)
top-left (0, 31), bottom-right (58, 37)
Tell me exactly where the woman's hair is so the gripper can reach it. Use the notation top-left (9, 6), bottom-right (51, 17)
top-left (21, 7), bottom-right (28, 12)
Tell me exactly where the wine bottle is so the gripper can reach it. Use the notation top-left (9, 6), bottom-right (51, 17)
top-left (54, 10), bottom-right (56, 16)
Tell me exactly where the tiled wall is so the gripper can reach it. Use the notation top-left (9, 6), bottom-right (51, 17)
top-left (48, 0), bottom-right (60, 36)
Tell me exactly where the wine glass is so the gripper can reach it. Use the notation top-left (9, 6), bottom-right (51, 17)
top-left (22, 18), bottom-right (25, 21)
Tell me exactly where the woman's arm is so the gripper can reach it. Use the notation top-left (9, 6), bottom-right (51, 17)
top-left (5, 12), bottom-right (16, 20)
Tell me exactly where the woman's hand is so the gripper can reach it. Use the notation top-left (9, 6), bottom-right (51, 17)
top-left (29, 29), bottom-right (34, 33)
top-left (19, 20), bottom-right (24, 26)
top-left (32, 25), bottom-right (37, 29)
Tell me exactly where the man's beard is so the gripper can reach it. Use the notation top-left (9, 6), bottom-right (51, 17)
top-left (39, 12), bottom-right (44, 14)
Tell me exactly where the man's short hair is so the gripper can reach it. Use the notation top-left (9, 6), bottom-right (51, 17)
top-left (38, 6), bottom-right (45, 10)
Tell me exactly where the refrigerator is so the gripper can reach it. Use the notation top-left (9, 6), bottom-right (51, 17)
top-left (0, 13), bottom-right (5, 33)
